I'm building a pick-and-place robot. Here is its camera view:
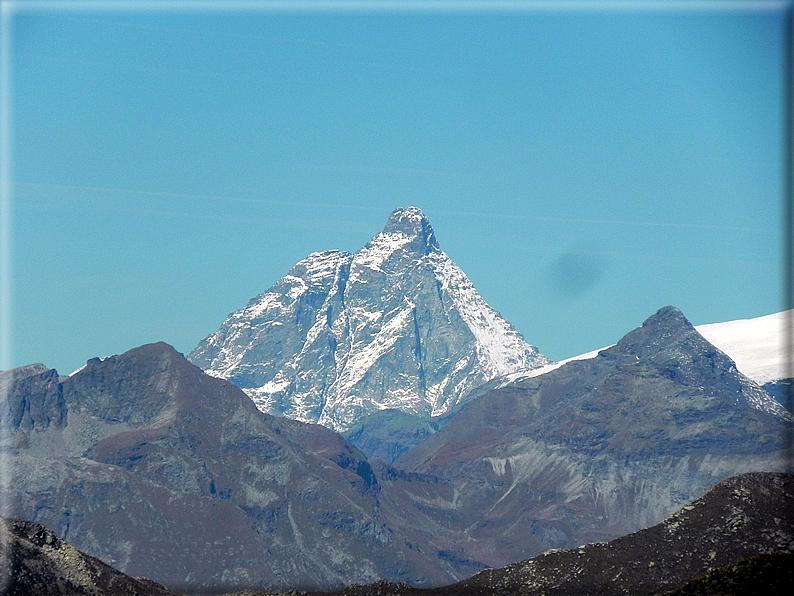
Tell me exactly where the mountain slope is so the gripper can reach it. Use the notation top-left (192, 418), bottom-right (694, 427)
top-left (189, 207), bottom-right (549, 432)
top-left (697, 310), bottom-right (793, 410)
top-left (524, 310), bottom-right (794, 409)
top-left (385, 306), bottom-right (791, 570)
top-left (289, 472), bottom-right (794, 596)
top-left (696, 310), bottom-right (793, 387)
top-left (0, 344), bottom-right (467, 591)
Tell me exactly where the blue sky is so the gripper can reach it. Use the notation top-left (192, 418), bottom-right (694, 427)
top-left (2, 0), bottom-right (789, 375)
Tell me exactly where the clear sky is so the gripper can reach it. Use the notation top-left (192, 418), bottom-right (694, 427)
top-left (2, 0), bottom-right (790, 375)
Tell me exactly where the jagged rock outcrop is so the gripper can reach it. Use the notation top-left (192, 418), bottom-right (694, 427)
top-left (0, 517), bottom-right (182, 596)
top-left (189, 207), bottom-right (549, 434)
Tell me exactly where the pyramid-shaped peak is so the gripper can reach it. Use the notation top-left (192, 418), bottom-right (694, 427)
top-left (606, 305), bottom-right (705, 362)
top-left (380, 206), bottom-right (439, 252)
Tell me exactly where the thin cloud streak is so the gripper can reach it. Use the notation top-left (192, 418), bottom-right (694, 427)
top-left (6, 1), bottom-right (791, 16)
top-left (17, 181), bottom-right (771, 234)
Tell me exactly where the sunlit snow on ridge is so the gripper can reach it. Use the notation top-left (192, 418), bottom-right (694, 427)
top-left (696, 310), bottom-right (793, 386)
top-left (512, 310), bottom-right (792, 388)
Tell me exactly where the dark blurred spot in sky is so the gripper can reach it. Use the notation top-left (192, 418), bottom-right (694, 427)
top-left (547, 251), bottom-right (608, 298)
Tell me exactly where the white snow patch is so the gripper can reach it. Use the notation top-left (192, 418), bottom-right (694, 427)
top-left (515, 310), bottom-right (793, 387)
top-left (697, 310), bottom-right (793, 385)
top-left (284, 276), bottom-right (308, 300)
top-left (259, 376), bottom-right (291, 395)
top-left (352, 232), bottom-right (413, 273)
top-left (244, 292), bottom-right (284, 319)
top-left (68, 364), bottom-right (87, 377)
top-left (504, 347), bottom-right (610, 381)
top-left (329, 305), bottom-right (414, 404)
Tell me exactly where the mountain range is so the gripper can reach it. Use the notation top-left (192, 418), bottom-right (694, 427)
top-left (0, 344), bottom-right (464, 592)
top-left (2, 307), bottom-right (790, 592)
top-left (1, 207), bottom-right (791, 594)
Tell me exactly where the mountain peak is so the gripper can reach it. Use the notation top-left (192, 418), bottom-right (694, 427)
top-left (190, 207), bottom-right (549, 433)
top-left (379, 206), bottom-right (439, 253)
top-left (606, 305), bottom-right (698, 361)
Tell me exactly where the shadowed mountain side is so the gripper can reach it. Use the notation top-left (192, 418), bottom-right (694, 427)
top-left (662, 553), bottom-right (794, 596)
top-left (387, 307), bottom-right (791, 569)
top-left (0, 343), bottom-right (468, 592)
top-left (230, 472), bottom-right (794, 596)
top-left (0, 516), bottom-right (183, 596)
top-left (342, 410), bottom-right (440, 464)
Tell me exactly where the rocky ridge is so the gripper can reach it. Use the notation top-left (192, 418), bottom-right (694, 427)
top-left (383, 307), bottom-right (792, 570)
top-left (0, 344), bottom-right (468, 591)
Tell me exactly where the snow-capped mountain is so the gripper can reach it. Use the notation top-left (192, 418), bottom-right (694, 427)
top-left (189, 207), bottom-right (550, 432)
top-left (514, 310), bottom-right (793, 389)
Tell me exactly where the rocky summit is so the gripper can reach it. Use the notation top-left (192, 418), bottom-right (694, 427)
top-left (385, 306), bottom-right (792, 570)
top-left (189, 207), bottom-right (549, 433)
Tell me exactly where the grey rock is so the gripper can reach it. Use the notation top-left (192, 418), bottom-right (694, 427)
top-left (0, 365), bottom-right (66, 438)
top-left (763, 378), bottom-right (793, 412)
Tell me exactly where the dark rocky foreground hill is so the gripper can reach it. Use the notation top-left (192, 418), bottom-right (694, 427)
top-left (663, 553), bottom-right (794, 596)
top-left (0, 516), bottom-right (182, 596)
top-left (238, 472), bottom-right (794, 596)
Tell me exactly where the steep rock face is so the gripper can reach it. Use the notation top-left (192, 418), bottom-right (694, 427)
top-left (189, 207), bottom-right (549, 432)
top-left (0, 343), bottom-right (466, 592)
top-left (0, 517), bottom-right (181, 596)
top-left (386, 307), bottom-right (791, 570)
top-left (0, 364), bottom-right (66, 436)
